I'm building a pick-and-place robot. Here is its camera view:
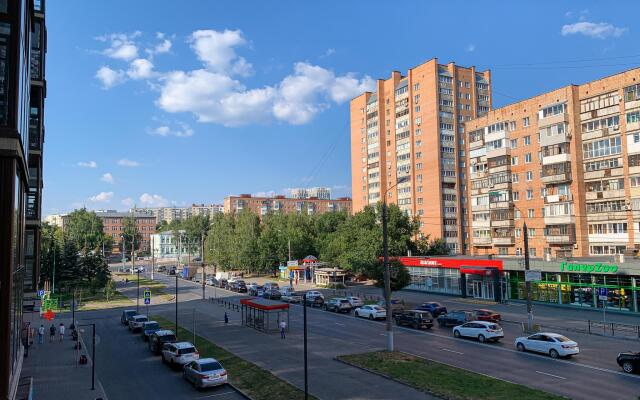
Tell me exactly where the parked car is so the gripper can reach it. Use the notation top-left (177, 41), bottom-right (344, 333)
top-left (473, 309), bottom-right (501, 322)
top-left (246, 282), bottom-right (259, 292)
top-left (417, 302), bottom-right (448, 317)
top-left (355, 305), bottom-right (387, 320)
top-left (515, 333), bottom-right (579, 358)
top-left (304, 291), bottom-right (325, 307)
top-left (378, 298), bottom-right (405, 316)
top-left (141, 321), bottom-right (161, 341)
top-left (249, 284), bottom-right (263, 296)
top-left (149, 330), bottom-right (177, 354)
top-left (236, 280), bottom-right (248, 293)
top-left (281, 288), bottom-right (303, 303)
top-left (169, 267), bottom-right (176, 276)
top-left (205, 278), bottom-right (216, 286)
top-left (218, 278), bottom-right (228, 289)
top-left (183, 358), bottom-right (228, 389)
top-left (121, 309), bottom-right (137, 325)
top-left (157, 265), bottom-right (167, 272)
top-left (264, 282), bottom-right (280, 291)
top-left (346, 296), bottom-right (364, 308)
top-left (263, 289), bottom-right (282, 300)
top-left (617, 351), bottom-right (640, 374)
top-left (305, 290), bottom-right (324, 301)
top-left (228, 281), bottom-right (240, 292)
top-left (453, 321), bottom-right (504, 342)
top-left (128, 315), bottom-right (149, 332)
top-left (437, 310), bottom-right (474, 327)
top-left (162, 342), bottom-right (200, 366)
top-left (324, 298), bottom-right (353, 313)
top-left (394, 310), bottom-right (433, 329)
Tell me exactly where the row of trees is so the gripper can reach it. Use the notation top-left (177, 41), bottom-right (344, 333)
top-left (40, 209), bottom-right (112, 293)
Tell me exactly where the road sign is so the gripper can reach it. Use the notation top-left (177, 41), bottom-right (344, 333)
top-left (287, 260), bottom-right (298, 267)
top-left (144, 289), bottom-right (151, 299)
top-left (598, 288), bottom-right (608, 301)
top-left (37, 290), bottom-right (45, 297)
top-left (524, 270), bottom-right (542, 282)
top-left (144, 298), bottom-right (150, 305)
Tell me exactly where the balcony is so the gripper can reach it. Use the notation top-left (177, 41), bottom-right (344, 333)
top-left (544, 224), bottom-right (576, 244)
top-left (486, 147), bottom-right (510, 159)
top-left (541, 162), bottom-right (572, 184)
top-left (546, 235), bottom-right (575, 244)
top-left (539, 112), bottom-right (569, 128)
top-left (485, 130), bottom-right (506, 143)
top-left (540, 130), bottom-right (572, 147)
top-left (470, 139), bottom-right (485, 150)
top-left (542, 153), bottom-right (571, 166)
top-left (582, 126), bottom-right (619, 141)
top-left (489, 200), bottom-right (512, 210)
top-left (585, 189), bottom-right (626, 201)
top-left (473, 237), bottom-right (492, 246)
top-left (471, 204), bottom-right (489, 212)
top-left (544, 214), bottom-right (575, 225)
top-left (471, 220), bottom-right (490, 228)
top-left (492, 237), bottom-right (515, 246)
top-left (544, 193), bottom-right (573, 203)
top-left (491, 219), bottom-right (514, 228)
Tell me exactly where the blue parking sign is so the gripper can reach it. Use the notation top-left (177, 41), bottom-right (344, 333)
top-left (37, 290), bottom-right (44, 297)
top-left (598, 288), bottom-right (608, 300)
top-left (144, 298), bottom-right (150, 305)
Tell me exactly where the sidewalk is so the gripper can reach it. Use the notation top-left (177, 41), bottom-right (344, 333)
top-left (20, 312), bottom-right (108, 400)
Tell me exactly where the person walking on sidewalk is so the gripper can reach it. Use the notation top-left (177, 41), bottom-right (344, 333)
top-left (49, 324), bottom-right (56, 342)
top-left (58, 323), bottom-right (65, 342)
top-left (38, 324), bottom-right (44, 344)
top-left (224, 312), bottom-right (229, 325)
top-left (279, 320), bottom-right (287, 339)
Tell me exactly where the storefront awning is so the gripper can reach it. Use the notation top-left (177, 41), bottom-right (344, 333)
top-left (398, 257), bottom-right (503, 271)
top-left (240, 298), bottom-right (290, 311)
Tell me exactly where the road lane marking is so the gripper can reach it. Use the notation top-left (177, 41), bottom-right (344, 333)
top-left (335, 322), bottom-right (345, 326)
top-left (441, 348), bottom-right (464, 355)
top-left (535, 371), bottom-right (566, 380)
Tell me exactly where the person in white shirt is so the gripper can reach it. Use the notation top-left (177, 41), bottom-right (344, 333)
top-left (38, 325), bottom-right (44, 344)
top-left (59, 323), bottom-right (65, 342)
top-left (279, 320), bottom-right (287, 339)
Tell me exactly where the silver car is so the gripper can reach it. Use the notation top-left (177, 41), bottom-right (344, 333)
top-left (183, 358), bottom-right (228, 389)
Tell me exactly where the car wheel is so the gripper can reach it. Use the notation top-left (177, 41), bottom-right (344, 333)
top-left (453, 330), bottom-right (461, 338)
top-left (622, 361), bottom-right (635, 373)
top-left (549, 349), bottom-right (559, 359)
top-left (368, 314), bottom-right (374, 320)
top-left (516, 343), bottom-right (525, 352)
top-left (478, 334), bottom-right (486, 343)
top-left (413, 322), bottom-right (420, 330)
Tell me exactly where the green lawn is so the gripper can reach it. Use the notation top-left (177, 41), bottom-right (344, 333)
top-left (152, 315), bottom-right (317, 400)
top-left (338, 351), bottom-right (566, 400)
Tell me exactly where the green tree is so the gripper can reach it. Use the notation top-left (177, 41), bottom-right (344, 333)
top-left (368, 259), bottom-right (412, 291)
top-left (122, 216), bottom-right (142, 257)
top-left (80, 251), bottom-right (111, 288)
top-left (416, 235), bottom-right (450, 256)
top-left (103, 279), bottom-right (116, 302)
top-left (39, 222), bottom-right (63, 289)
top-left (233, 210), bottom-right (261, 272)
top-left (205, 213), bottom-right (235, 269)
top-left (64, 208), bottom-right (110, 252)
top-left (59, 240), bottom-right (81, 289)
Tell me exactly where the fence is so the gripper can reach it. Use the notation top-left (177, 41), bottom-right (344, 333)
top-left (588, 320), bottom-right (640, 339)
top-left (328, 289), bottom-right (383, 303)
top-left (209, 297), bottom-right (241, 312)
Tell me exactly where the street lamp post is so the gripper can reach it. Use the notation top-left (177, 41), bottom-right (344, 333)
top-left (136, 269), bottom-right (141, 313)
top-left (120, 234), bottom-right (126, 273)
top-left (523, 222), bottom-right (534, 331)
top-left (78, 323), bottom-right (96, 390)
top-left (302, 293), bottom-right (309, 400)
top-left (175, 273), bottom-right (179, 338)
top-left (51, 232), bottom-right (56, 294)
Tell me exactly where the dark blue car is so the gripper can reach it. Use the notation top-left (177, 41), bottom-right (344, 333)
top-left (416, 302), bottom-right (447, 317)
top-left (141, 321), bottom-right (161, 341)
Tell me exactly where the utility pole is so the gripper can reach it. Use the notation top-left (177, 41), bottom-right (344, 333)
top-left (175, 274), bottom-right (179, 338)
top-left (52, 235), bottom-right (56, 294)
top-left (201, 233), bottom-right (205, 300)
top-left (136, 269), bottom-right (140, 313)
top-left (303, 293), bottom-right (309, 400)
top-left (151, 234), bottom-right (155, 281)
top-left (288, 238), bottom-right (292, 261)
top-left (382, 199), bottom-right (393, 352)
top-left (121, 235), bottom-right (125, 273)
top-left (523, 222), bottom-right (533, 331)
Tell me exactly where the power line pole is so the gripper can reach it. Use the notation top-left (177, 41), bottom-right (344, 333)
top-left (523, 222), bottom-right (533, 331)
top-left (382, 199), bottom-right (393, 352)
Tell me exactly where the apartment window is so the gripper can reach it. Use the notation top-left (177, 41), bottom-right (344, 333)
top-left (417, 198), bottom-right (423, 205)
top-left (514, 209), bottom-right (521, 219)
top-left (524, 135), bottom-right (531, 145)
top-left (516, 248), bottom-right (522, 256)
top-left (515, 228), bottom-right (522, 238)
top-left (529, 248), bottom-right (537, 257)
top-left (510, 139), bottom-right (518, 149)
top-left (581, 115), bottom-right (619, 133)
top-left (415, 140), bottom-right (422, 147)
top-left (582, 136), bottom-right (622, 159)
top-left (512, 173), bottom-right (519, 183)
top-left (415, 117), bottom-right (422, 125)
top-left (527, 209), bottom-right (535, 218)
top-left (509, 121), bottom-right (516, 131)
top-left (528, 229), bottom-right (537, 239)
top-left (526, 171), bottom-right (533, 181)
top-left (416, 163), bottom-right (423, 169)
top-left (525, 153), bottom-right (532, 163)
top-left (513, 191), bottom-right (520, 201)
top-left (417, 174), bottom-right (422, 183)
top-left (541, 103), bottom-right (566, 118)
top-left (526, 189), bottom-right (533, 199)
top-left (523, 117), bottom-right (530, 127)
top-left (415, 105), bottom-right (421, 113)
top-left (630, 176), bottom-right (640, 187)
top-left (416, 152), bottom-right (422, 159)
top-left (510, 156), bottom-right (518, 166)
top-left (413, 83), bottom-right (420, 91)
top-left (414, 94), bottom-right (420, 102)
top-left (415, 128), bottom-right (421, 136)
top-left (628, 111), bottom-right (640, 124)
top-left (417, 186), bottom-right (422, 193)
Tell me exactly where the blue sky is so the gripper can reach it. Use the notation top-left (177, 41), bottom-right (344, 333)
top-left (43, 0), bottom-right (640, 215)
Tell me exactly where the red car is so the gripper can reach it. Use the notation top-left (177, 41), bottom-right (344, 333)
top-left (473, 309), bottom-right (501, 322)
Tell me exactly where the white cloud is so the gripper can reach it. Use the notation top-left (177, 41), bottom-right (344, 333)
top-left (98, 32), bottom-right (140, 61)
top-left (100, 172), bottom-right (114, 184)
top-left (139, 193), bottom-right (169, 207)
top-left (147, 32), bottom-right (172, 56)
top-left (253, 190), bottom-right (277, 198)
top-left (127, 58), bottom-right (154, 79)
top-left (96, 66), bottom-right (125, 89)
top-left (77, 161), bottom-right (97, 168)
top-left (151, 123), bottom-right (194, 138)
top-left (121, 197), bottom-right (135, 207)
top-left (466, 44), bottom-right (476, 52)
top-left (88, 191), bottom-right (114, 202)
top-left (190, 29), bottom-right (253, 76)
top-left (117, 159), bottom-right (141, 167)
top-left (561, 21), bottom-right (627, 39)
top-left (320, 48), bottom-right (336, 58)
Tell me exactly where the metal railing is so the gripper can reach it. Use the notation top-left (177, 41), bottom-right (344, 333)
top-left (588, 320), bottom-right (640, 339)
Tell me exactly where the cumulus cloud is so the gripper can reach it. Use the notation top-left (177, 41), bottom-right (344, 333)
top-left (190, 29), bottom-right (253, 76)
top-left (253, 190), bottom-right (277, 198)
top-left (139, 193), bottom-right (169, 207)
top-left (89, 191), bottom-right (114, 202)
top-left (121, 197), bottom-right (135, 207)
top-left (100, 172), bottom-right (114, 183)
top-left (97, 32), bottom-right (141, 61)
top-left (146, 32), bottom-right (172, 56)
top-left (127, 58), bottom-right (154, 79)
top-left (561, 21), bottom-right (627, 39)
top-left (151, 123), bottom-right (194, 137)
top-left (96, 66), bottom-right (125, 89)
top-left (77, 161), bottom-right (97, 168)
top-left (117, 159), bottom-right (141, 167)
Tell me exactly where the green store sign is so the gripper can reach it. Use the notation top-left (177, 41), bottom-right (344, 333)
top-left (559, 262), bottom-right (618, 274)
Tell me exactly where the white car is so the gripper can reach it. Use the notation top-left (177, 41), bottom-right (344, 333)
top-left (281, 287), bottom-right (303, 303)
top-left (354, 305), bottom-right (386, 320)
top-left (453, 321), bottom-right (504, 343)
top-left (515, 332), bottom-right (579, 358)
top-left (346, 296), bottom-right (364, 308)
top-left (162, 341), bottom-right (200, 366)
top-left (128, 315), bottom-right (148, 332)
top-left (183, 358), bottom-right (228, 388)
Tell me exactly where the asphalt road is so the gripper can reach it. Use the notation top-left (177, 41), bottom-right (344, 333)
top-left (76, 308), bottom-right (244, 400)
top-left (146, 272), bottom-right (640, 400)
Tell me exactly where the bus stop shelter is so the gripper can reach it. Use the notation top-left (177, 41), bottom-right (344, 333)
top-left (240, 298), bottom-right (289, 334)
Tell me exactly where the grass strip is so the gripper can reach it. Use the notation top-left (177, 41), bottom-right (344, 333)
top-left (152, 315), bottom-right (317, 400)
top-left (338, 351), bottom-right (566, 400)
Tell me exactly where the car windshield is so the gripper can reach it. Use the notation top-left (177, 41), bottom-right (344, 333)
top-left (553, 335), bottom-right (571, 342)
top-left (179, 347), bottom-right (196, 355)
top-left (372, 306), bottom-right (384, 311)
top-left (339, 300), bottom-right (350, 304)
top-left (145, 323), bottom-right (159, 330)
top-left (160, 335), bottom-right (176, 342)
top-left (487, 324), bottom-right (499, 330)
top-left (200, 361), bottom-right (223, 372)
top-left (137, 317), bottom-right (148, 322)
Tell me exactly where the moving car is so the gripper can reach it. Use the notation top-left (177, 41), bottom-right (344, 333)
top-left (354, 305), bottom-right (386, 320)
top-left (437, 311), bottom-right (474, 327)
top-left (473, 309), bottom-right (501, 322)
top-left (346, 296), bottom-right (364, 308)
top-left (617, 351), bottom-right (640, 374)
top-left (263, 289), bottom-right (282, 300)
top-left (324, 298), bottom-right (353, 313)
top-left (162, 342), bottom-right (200, 366)
top-left (377, 298), bottom-right (405, 316)
top-left (141, 321), bottom-right (161, 341)
top-left (417, 302), bottom-right (448, 317)
top-left (149, 330), bottom-right (177, 354)
top-left (121, 309), bottom-right (137, 325)
top-left (128, 315), bottom-right (149, 332)
top-left (281, 287), bottom-right (303, 303)
top-left (515, 333), bottom-right (579, 358)
top-left (394, 310), bottom-right (433, 329)
top-left (304, 291), bottom-right (325, 307)
top-left (183, 358), bottom-right (228, 389)
top-left (453, 321), bottom-right (504, 342)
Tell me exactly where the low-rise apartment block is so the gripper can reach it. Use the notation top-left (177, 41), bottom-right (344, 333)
top-left (224, 194), bottom-right (352, 216)
top-left (92, 211), bottom-right (156, 254)
top-left (466, 67), bottom-right (640, 259)
top-left (138, 204), bottom-right (223, 224)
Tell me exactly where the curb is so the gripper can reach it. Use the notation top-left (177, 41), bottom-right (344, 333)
top-left (228, 382), bottom-right (253, 399)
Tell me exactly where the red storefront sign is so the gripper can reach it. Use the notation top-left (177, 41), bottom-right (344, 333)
top-left (397, 257), bottom-right (503, 275)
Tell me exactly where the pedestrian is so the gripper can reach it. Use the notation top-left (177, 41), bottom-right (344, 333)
top-left (224, 312), bottom-right (229, 325)
top-left (49, 324), bottom-right (56, 342)
top-left (38, 324), bottom-right (44, 344)
top-left (21, 325), bottom-right (30, 357)
top-left (279, 320), bottom-right (287, 339)
top-left (59, 323), bottom-right (65, 342)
